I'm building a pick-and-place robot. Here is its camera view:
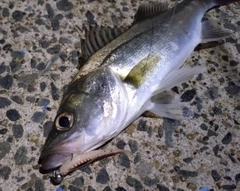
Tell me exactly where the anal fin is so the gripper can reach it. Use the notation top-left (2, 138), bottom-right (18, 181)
top-left (201, 20), bottom-right (232, 43)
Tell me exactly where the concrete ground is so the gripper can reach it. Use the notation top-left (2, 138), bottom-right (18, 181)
top-left (0, 0), bottom-right (239, 190)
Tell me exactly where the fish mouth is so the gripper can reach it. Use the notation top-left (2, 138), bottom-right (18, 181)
top-left (39, 147), bottom-right (123, 175)
top-left (39, 133), bottom-right (83, 172)
top-left (39, 153), bottom-right (71, 172)
top-left (38, 142), bottom-right (75, 173)
top-left (59, 148), bottom-right (123, 176)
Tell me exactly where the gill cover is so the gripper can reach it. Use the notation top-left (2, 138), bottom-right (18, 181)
top-left (39, 67), bottom-right (128, 170)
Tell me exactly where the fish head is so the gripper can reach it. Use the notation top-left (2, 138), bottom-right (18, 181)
top-left (39, 67), bottom-right (129, 172)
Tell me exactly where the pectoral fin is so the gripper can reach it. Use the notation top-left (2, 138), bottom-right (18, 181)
top-left (143, 66), bottom-right (205, 119)
top-left (154, 65), bottom-right (206, 94)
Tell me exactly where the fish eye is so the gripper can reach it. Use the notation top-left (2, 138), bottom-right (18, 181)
top-left (55, 112), bottom-right (74, 131)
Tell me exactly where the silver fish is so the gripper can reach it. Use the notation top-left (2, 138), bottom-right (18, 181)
top-left (39, 0), bottom-right (239, 181)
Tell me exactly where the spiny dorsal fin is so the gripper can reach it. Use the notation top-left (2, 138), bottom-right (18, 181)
top-left (80, 25), bottom-right (129, 62)
top-left (134, 2), bottom-right (169, 23)
top-left (80, 3), bottom-right (168, 63)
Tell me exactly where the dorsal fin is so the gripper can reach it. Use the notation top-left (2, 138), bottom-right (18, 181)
top-left (80, 25), bottom-right (129, 62)
top-left (134, 2), bottom-right (169, 23)
top-left (80, 3), bottom-right (168, 63)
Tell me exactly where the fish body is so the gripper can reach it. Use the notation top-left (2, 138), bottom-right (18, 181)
top-left (39, 0), bottom-right (239, 177)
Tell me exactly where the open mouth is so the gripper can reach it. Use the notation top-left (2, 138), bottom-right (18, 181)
top-left (39, 153), bottom-right (71, 172)
top-left (39, 147), bottom-right (123, 186)
top-left (58, 147), bottom-right (123, 176)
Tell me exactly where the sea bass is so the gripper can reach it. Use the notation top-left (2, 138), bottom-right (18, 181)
top-left (39, 0), bottom-right (239, 183)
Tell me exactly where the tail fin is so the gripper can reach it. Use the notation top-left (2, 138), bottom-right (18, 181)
top-left (212, 0), bottom-right (240, 6)
top-left (200, 0), bottom-right (240, 11)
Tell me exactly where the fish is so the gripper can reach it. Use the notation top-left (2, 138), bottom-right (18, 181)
top-left (38, 0), bottom-right (239, 183)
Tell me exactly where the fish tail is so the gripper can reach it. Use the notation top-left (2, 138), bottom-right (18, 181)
top-left (199, 0), bottom-right (238, 43)
top-left (196, 0), bottom-right (240, 12)
top-left (208, 0), bottom-right (240, 7)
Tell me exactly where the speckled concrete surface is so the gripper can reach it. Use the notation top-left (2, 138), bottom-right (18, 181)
top-left (0, 0), bottom-right (240, 191)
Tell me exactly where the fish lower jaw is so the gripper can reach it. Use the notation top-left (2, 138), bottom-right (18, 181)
top-left (59, 148), bottom-right (123, 176)
top-left (39, 153), bottom-right (72, 172)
